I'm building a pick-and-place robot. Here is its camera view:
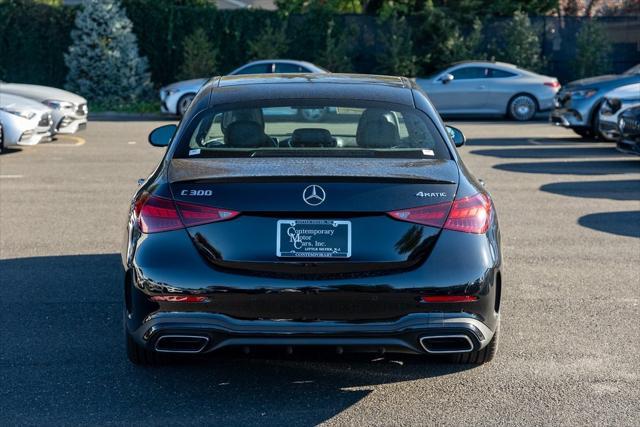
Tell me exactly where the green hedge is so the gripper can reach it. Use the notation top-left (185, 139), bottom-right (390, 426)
top-left (1, 1), bottom-right (637, 89)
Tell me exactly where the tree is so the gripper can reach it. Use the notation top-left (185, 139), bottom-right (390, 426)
top-left (414, 9), bottom-right (485, 74)
top-left (178, 28), bottom-right (217, 80)
top-left (374, 14), bottom-right (416, 76)
top-left (64, 0), bottom-right (151, 106)
top-left (247, 21), bottom-right (289, 60)
top-left (318, 20), bottom-right (354, 72)
top-left (573, 20), bottom-right (611, 79)
top-left (486, 11), bottom-right (544, 72)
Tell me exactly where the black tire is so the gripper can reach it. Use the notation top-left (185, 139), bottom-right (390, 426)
top-left (508, 94), bottom-right (537, 121)
top-left (573, 128), bottom-right (593, 139)
top-left (450, 324), bottom-right (499, 365)
top-left (177, 93), bottom-right (196, 117)
top-left (126, 330), bottom-right (165, 366)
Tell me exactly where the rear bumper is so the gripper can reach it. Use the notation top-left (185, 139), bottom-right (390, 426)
top-left (129, 311), bottom-right (496, 355)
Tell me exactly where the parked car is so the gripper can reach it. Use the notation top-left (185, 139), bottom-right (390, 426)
top-left (598, 83), bottom-right (640, 141)
top-left (160, 59), bottom-right (328, 116)
top-left (125, 73), bottom-right (502, 366)
top-left (0, 93), bottom-right (54, 153)
top-left (616, 105), bottom-right (640, 155)
top-left (550, 64), bottom-right (640, 138)
top-left (0, 82), bottom-right (87, 134)
top-left (414, 61), bottom-right (560, 121)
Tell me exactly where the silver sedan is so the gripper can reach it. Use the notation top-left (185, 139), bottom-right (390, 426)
top-left (160, 59), bottom-right (328, 116)
top-left (415, 61), bottom-right (560, 121)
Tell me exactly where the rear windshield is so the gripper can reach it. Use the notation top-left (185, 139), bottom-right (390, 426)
top-left (173, 100), bottom-right (451, 159)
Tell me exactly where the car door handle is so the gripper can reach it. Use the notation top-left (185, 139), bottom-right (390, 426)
top-left (477, 85), bottom-right (487, 90)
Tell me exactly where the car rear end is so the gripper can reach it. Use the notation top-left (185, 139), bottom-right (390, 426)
top-left (123, 80), bottom-right (501, 363)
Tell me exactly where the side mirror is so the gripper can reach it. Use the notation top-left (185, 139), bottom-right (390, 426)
top-left (446, 125), bottom-right (466, 147)
top-left (440, 73), bottom-right (454, 84)
top-left (148, 124), bottom-right (177, 147)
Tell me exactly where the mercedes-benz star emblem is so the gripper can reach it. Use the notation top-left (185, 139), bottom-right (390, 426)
top-left (303, 185), bottom-right (326, 206)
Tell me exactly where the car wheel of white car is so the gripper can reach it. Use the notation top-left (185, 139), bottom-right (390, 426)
top-left (299, 108), bottom-right (327, 122)
top-left (177, 93), bottom-right (196, 117)
top-left (508, 95), bottom-right (537, 121)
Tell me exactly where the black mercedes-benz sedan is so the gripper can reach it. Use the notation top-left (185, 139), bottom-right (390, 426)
top-left (123, 74), bottom-right (502, 365)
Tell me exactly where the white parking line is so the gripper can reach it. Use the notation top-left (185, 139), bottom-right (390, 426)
top-left (127, 141), bottom-right (137, 145)
top-left (0, 175), bottom-right (24, 179)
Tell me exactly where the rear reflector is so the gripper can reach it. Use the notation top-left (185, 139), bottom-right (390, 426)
top-left (544, 81), bottom-right (560, 89)
top-left (421, 295), bottom-right (478, 303)
top-left (135, 193), bottom-right (240, 233)
top-left (150, 295), bottom-right (208, 303)
top-left (387, 193), bottom-right (492, 234)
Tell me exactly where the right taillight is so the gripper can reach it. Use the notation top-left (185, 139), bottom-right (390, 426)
top-left (134, 194), bottom-right (240, 233)
top-left (387, 193), bottom-right (492, 234)
top-left (444, 193), bottom-right (492, 234)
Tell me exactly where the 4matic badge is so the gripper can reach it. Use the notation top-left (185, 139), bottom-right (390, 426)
top-left (415, 191), bottom-right (447, 198)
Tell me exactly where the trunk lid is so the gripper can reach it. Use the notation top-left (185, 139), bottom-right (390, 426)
top-left (169, 158), bottom-right (459, 277)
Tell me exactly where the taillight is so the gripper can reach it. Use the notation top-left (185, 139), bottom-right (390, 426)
top-left (176, 200), bottom-right (240, 227)
top-left (135, 194), bottom-right (182, 233)
top-left (134, 194), bottom-right (240, 233)
top-left (387, 193), bottom-right (492, 234)
top-left (387, 201), bottom-right (451, 228)
top-left (444, 193), bottom-right (492, 234)
top-left (544, 81), bottom-right (560, 89)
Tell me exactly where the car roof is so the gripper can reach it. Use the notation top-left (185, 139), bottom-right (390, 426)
top-left (450, 60), bottom-right (518, 69)
top-left (205, 73), bottom-right (416, 106)
top-left (231, 59), bottom-right (328, 73)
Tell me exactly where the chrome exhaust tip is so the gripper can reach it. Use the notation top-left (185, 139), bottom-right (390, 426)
top-left (155, 335), bottom-right (209, 353)
top-left (419, 335), bottom-right (474, 354)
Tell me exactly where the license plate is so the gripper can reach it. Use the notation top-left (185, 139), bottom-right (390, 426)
top-left (277, 220), bottom-right (351, 258)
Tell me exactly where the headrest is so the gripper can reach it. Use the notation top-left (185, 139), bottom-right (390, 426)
top-left (290, 128), bottom-right (335, 147)
top-left (221, 109), bottom-right (265, 132)
top-left (357, 121), bottom-right (400, 148)
top-left (224, 120), bottom-right (269, 148)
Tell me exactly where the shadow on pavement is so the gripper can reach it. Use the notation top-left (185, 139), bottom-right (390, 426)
top-left (540, 180), bottom-right (640, 201)
top-left (578, 211), bottom-right (640, 238)
top-left (494, 160), bottom-right (640, 175)
top-left (471, 146), bottom-right (619, 159)
top-left (0, 254), bottom-right (473, 425)
top-left (465, 137), bottom-right (589, 147)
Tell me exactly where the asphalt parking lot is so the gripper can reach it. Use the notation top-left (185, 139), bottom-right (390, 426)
top-left (1, 120), bottom-right (639, 425)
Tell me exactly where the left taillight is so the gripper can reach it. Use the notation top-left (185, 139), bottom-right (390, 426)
top-left (134, 194), bottom-right (240, 233)
top-left (387, 193), bottom-right (492, 234)
top-left (544, 81), bottom-right (560, 89)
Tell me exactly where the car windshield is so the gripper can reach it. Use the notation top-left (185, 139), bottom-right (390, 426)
top-left (174, 101), bottom-right (451, 159)
top-left (623, 64), bottom-right (640, 75)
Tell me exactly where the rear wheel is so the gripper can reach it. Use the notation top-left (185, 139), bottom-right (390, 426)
top-left (508, 94), bottom-right (537, 121)
top-left (177, 93), bottom-right (196, 117)
top-left (450, 323), bottom-right (499, 365)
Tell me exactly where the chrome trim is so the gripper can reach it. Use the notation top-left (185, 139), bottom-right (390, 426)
top-left (419, 335), bottom-right (474, 354)
top-left (154, 334), bottom-right (209, 353)
top-left (443, 316), bottom-right (496, 348)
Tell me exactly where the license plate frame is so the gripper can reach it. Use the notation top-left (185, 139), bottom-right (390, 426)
top-left (276, 219), bottom-right (351, 258)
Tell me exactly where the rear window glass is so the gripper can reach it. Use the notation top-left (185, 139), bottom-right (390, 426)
top-left (173, 101), bottom-right (451, 159)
